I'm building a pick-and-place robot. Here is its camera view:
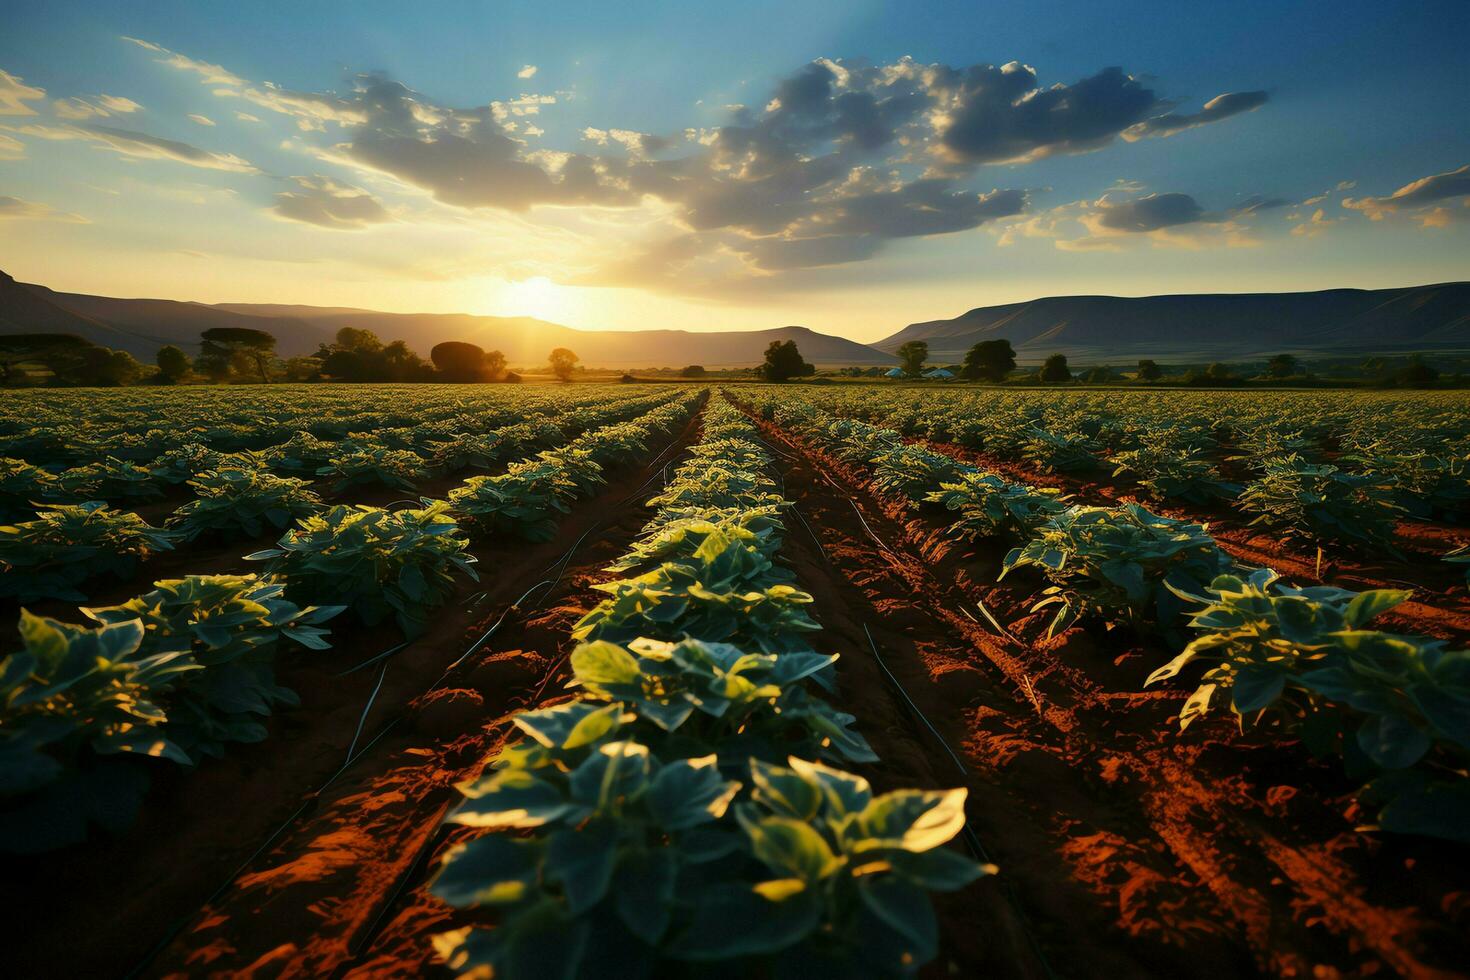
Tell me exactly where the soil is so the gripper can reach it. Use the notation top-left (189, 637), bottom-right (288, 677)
top-left (8, 395), bottom-right (1469, 979)
top-left (0, 402), bottom-right (704, 980)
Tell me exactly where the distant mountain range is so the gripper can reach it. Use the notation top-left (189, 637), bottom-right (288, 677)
top-left (876, 282), bottom-right (1470, 363)
top-left (0, 271), bottom-right (890, 368)
top-left (3, 270), bottom-right (1467, 368)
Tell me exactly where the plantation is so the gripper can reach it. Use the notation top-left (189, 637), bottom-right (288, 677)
top-left (1, 382), bottom-right (1467, 978)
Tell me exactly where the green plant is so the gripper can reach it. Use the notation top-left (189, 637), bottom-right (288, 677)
top-left (1448, 544), bottom-right (1470, 588)
top-left (569, 637), bottom-right (874, 764)
top-left (447, 449), bottom-right (604, 542)
top-left (0, 456), bottom-right (62, 520)
top-left (870, 444), bottom-right (974, 504)
top-left (926, 471), bottom-right (1066, 541)
top-left (168, 467), bottom-right (323, 542)
top-left (1112, 435), bottom-right (1240, 505)
top-left (1000, 504), bottom-right (1234, 638)
top-left (1020, 427), bottom-right (1100, 475)
top-left (246, 502), bottom-right (477, 636)
top-left (611, 507), bottom-right (788, 575)
top-left (57, 457), bottom-right (165, 502)
top-left (0, 611), bottom-right (199, 852)
top-left (83, 574), bottom-right (343, 758)
top-left (0, 502), bottom-right (175, 602)
top-left (1237, 456), bottom-right (1403, 555)
top-left (318, 444), bottom-right (430, 493)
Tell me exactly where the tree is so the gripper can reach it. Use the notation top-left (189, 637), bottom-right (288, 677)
top-left (282, 356), bottom-right (321, 382)
top-left (895, 340), bottom-right (928, 376)
top-left (155, 345), bottom-right (190, 383)
top-left (1136, 359), bottom-right (1163, 382)
top-left (1082, 366), bottom-right (1113, 384)
top-left (335, 326), bottom-right (383, 353)
top-left (961, 339), bottom-right (1016, 382)
top-left (761, 340), bottom-right (814, 382)
top-left (199, 327), bottom-right (276, 383)
top-left (1267, 353), bottom-right (1299, 379)
top-left (1398, 356), bottom-right (1439, 388)
top-left (482, 348), bottom-right (508, 381)
top-left (1038, 353), bottom-right (1071, 383)
top-left (0, 334), bottom-right (95, 385)
top-left (549, 347), bottom-right (579, 381)
top-left (680, 365), bottom-right (707, 378)
top-left (432, 341), bottom-right (495, 382)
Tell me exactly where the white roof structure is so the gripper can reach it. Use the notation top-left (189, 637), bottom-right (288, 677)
top-left (923, 368), bottom-right (955, 379)
top-left (884, 367), bottom-right (907, 377)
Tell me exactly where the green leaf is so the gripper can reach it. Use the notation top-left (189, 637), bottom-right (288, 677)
top-left (1231, 669), bottom-right (1286, 714)
top-left (858, 877), bottom-right (939, 966)
top-left (1343, 589), bottom-right (1412, 629)
top-left (448, 769), bottom-right (575, 829)
top-left (571, 640), bottom-right (643, 687)
top-left (667, 884), bottom-right (820, 960)
top-left (647, 755), bottom-right (742, 831)
top-left (1356, 715), bottom-right (1432, 770)
top-left (546, 820), bottom-right (620, 915)
top-left (737, 808), bottom-right (841, 881)
top-left (613, 849), bottom-right (678, 945)
top-left (429, 834), bottom-right (539, 908)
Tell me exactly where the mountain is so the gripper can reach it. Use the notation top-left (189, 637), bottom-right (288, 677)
top-left (877, 283), bottom-right (1470, 363)
top-left (0, 272), bottom-right (892, 368)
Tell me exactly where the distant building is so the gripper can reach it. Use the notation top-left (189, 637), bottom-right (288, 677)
top-left (923, 368), bottom-right (954, 379)
top-left (884, 367), bottom-right (907, 378)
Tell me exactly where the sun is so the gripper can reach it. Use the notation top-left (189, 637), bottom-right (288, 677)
top-left (500, 275), bottom-right (573, 321)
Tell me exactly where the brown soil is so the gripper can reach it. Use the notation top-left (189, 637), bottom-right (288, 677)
top-left (0, 403), bottom-right (704, 980)
top-left (741, 411), bottom-right (1470, 979)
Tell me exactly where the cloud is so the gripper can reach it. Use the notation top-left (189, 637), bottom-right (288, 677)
top-left (1092, 192), bottom-right (1204, 232)
top-left (1343, 164), bottom-right (1470, 220)
top-left (188, 113), bottom-right (216, 126)
top-left (0, 133), bottom-right (24, 160)
top-left (0, 69), bottom-right (45, 116)
top-left (2, 121), bottom-right (259, 172)
top-left (1290, 207), bottom-right (1338, 237)
top-left (271, 174), bottom-right (393, 229)
top-left (1123, 90), bottom-right (1268, 140)
top-left (235, 111), bottom-right (262, 123)
top-left (518, 65), bottom-right (538, 79)
top-left (123, 35), bottom-right (245, 86)
top-left (54, 94), bottom-right (143, 120)
top-left (0, 194), bottom-right (88, 222)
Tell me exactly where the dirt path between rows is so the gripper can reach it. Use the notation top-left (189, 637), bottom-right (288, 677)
top-left (745, 408), bottom-right (1469, 980)
top-left (0, 402), bottom-right (705, 980)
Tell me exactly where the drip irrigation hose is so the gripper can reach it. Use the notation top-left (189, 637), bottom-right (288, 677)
top-left (122, 407), bottom-right (705, 980)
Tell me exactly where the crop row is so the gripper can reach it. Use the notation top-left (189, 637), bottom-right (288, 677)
top-left (425, 396), bottom-right (987, 978)
top-left (0, 383), bottom-right (681, 467)
top-left (0, 387), bottom-right (681, 518)
top-left (781, 386), bottom-right (1470, 557)
top-left (0, 392), bottom-right (702, 852)
top-left (742, 392), bottom-right (1470, 845)
top-left (0, 390), bottom-right (691, 605)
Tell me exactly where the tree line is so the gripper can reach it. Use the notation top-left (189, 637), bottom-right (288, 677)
top-left (0, 326), bottom-right (584, 386)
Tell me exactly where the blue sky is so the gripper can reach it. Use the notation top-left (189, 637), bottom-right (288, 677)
top-left (1, 1), bottom-right (1466, 340)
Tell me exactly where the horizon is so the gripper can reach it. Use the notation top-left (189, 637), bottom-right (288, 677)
top-left (1, 2), bottom-right (1467, 343)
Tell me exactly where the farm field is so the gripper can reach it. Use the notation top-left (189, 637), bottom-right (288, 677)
top-left (2, 383), bottom-right (1468, 978)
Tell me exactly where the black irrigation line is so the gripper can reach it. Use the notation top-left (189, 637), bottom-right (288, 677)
top-left (751, 415), bottom-right (1060, 980)
top-left (122, 406), bottom-right (707, 980)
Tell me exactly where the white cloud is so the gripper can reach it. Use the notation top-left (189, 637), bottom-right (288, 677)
top-left (0, 69), bottom-right (45, 116)
top-left (235, 111), bottom-right (262, 123)
top-left (270, 174), bottom-right (393, 229)
top-left (188, 113), bottom-right (216, 126)
top-left (2, 121), bottom-right (258, 172)
top-left (518, 65), bottom-right (538, 79)
top-left (0, 132), bottom-right (24, 159)
top-left (0, 194), bottom-right (88, 222)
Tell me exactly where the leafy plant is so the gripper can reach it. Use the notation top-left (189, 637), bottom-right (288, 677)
top-left (82, 574), bottom-right (343, 758)
top-left (318, 444), bottom-right (430, 493)
top-left (926, 471), bottom-right (1065, 541)
top-left (682, 757), bottom-right (986, 973)
top-left (168, 467), bottom-right (322, 542)
top-left (247, 502), bottom-right (477, 637)
top-left (1020, 426), bottom-right (1101, 475)
top-left (0, 611), bottom-right (198, 852)
top-left (0, 502), bottom-right (175, 602)
top-left (1001, 503), bottom-right (1234, 638)
top-left (1112, 435), bottom-right (1240, 505)
top-left (57, 457), bottom-right (165, 502)
top-left (1448, 544), bottom-right (1470, 588)
top-left (0, 456), bottom-right (62, 521)
top-left (611, 507), bottom-right (788, 575)
top-left (870, 444), bottom-right (974, 504)
top-left (570, 637), bottom-right (874, 764)
top-left (1237, 456), bottom-right (1403, 555)
top-left (448, 450), bottom-right (603, 542)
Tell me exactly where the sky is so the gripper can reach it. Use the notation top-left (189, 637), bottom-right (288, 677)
top-left (0, 0), bottom-right (1466, 343)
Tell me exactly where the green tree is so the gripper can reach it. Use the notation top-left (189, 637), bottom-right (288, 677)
top-left (1136, 359), bottom-right (1163, 382)
top-left (1082, 366), bottom-right (1113, 383)
top-left (155, 345), bottom-right (190, 384)
top-left (1038, 353), bottom-right (1071, 383)
top-left (1398, 356), bottom-right (1439, 388)
top-left (1267, 353), bottom-right (1299, 378)
top-left (761, 340), bottom-right (814, 381)
top-left (199, 327), bottom-right (276, 383)
top-left (432, 341), bottom-right (494, 382)
top-left (549, 347), bottom-right (579, 381)
top-left (895, 340), bottom-right (928, 376)
top-left (680, 364), bottom-right (707, 378)
top-left (961, 339), bottom-right (1016, 381)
